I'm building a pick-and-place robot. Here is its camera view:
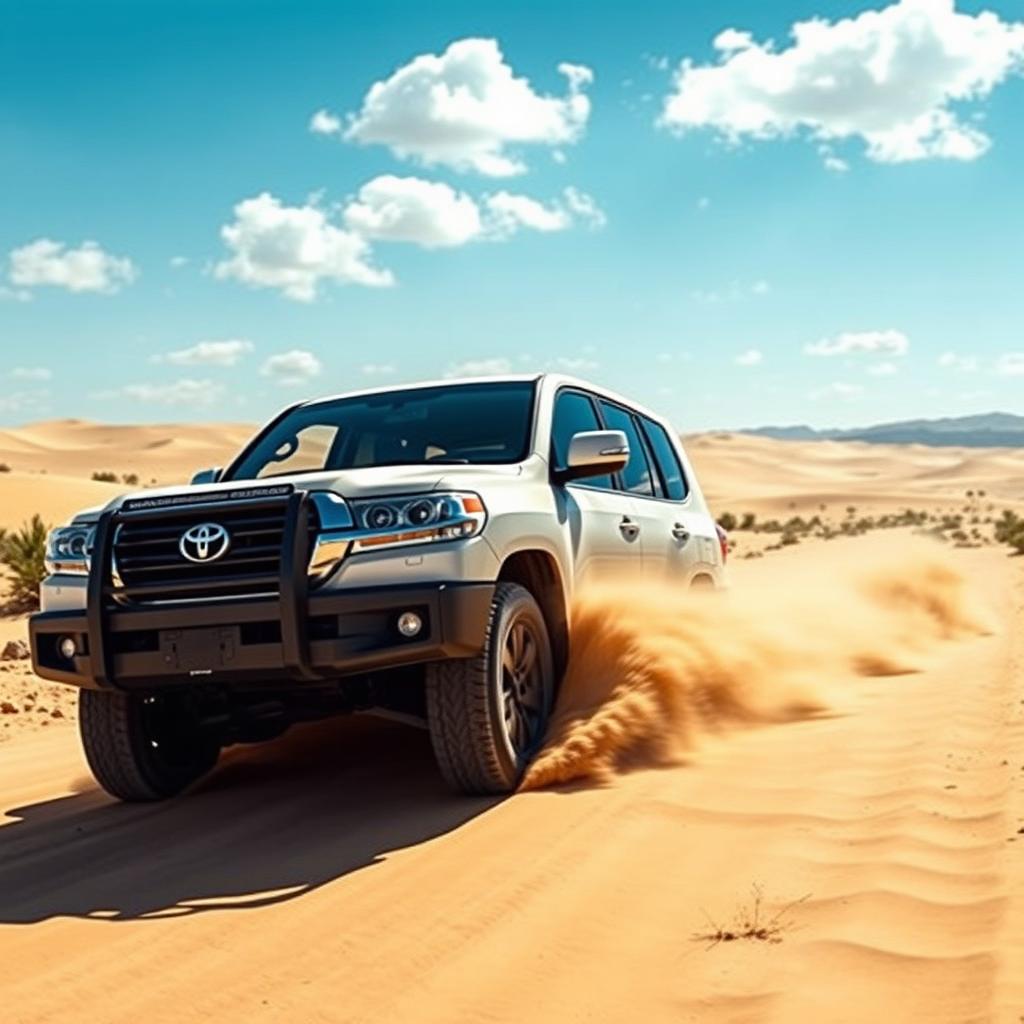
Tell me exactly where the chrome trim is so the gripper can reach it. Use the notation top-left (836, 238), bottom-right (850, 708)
top-left (308, 535), bottom-right (351, 582)
top-left (310, 491), bottom-right (354, 530)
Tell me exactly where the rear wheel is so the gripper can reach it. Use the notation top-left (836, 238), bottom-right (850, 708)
top-left (79, 689), bottom-right (220, 802)
top-left (426, 582), bottom-right (555, 795)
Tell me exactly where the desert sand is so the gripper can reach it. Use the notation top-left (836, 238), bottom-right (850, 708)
top-left (2, 420), bottom-right (1024, 1023)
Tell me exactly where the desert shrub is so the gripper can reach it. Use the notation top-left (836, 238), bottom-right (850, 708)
top-left (0, 463), bottom-right (10, 473)
top-left (122, 473), bottom-right (139, 485)
top-left (0, 515), bottom-right (50, 612)
top-left (995, 510), bottom-right (1024, 555)
top-left (739, 512), bottom-right (757, 531)
top-left (717, 511), bottom-right (738, 532)
top-left (92, 471), bottom-right (118, 483)
top-left (780, 531), bottom-right (800, 546)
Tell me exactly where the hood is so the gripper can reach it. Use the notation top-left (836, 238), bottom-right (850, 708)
top-left (93, 461), bottom-right (527, 516)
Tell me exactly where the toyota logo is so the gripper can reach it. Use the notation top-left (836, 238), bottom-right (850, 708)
top-left (179, 522), bottom-right (231, 563)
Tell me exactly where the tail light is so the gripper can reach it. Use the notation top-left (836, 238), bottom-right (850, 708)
top-left (715, 523), bottom-right (729, 564)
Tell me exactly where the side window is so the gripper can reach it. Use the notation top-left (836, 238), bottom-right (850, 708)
top-left (550, 391), bottom-right (614, 490)
top-left (598, 402), bottom-right (654, 496)
top-left (640, 417), bottom-right (689, 501)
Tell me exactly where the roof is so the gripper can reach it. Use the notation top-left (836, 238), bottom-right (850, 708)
top-left (295, 373), bottom-right (672, 428)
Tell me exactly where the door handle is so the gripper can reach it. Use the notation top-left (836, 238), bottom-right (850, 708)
top-left (619, 516), bottom-right (640, 540)
top-left (672, 523), bottom-right (690, 543)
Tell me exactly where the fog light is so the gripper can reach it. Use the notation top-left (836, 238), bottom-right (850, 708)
top-left (58, 636), bottom-right (77, 660)
top-left (396, 611), bottom-right (423, 638)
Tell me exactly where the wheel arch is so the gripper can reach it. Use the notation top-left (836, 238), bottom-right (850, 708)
top-left (497, 548), bottom-right (570, 676)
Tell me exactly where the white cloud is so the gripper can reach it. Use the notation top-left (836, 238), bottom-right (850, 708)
top-left (443, 357), bottom-right (513, 378)
top-left (660, 0), bottom-right (1024, 167)
top-left (562, 187), bottom-right (607, 229)
top-left (0, 389), bottom-right (50, 414)
top-left (734, 348), bottom-right (763, 366)
top-left (483, 187), bottom-right (605, 237)
top-left (9, 239), bottom-right (137, 294)
top-left (10, 366), bottom-right (52, 381)
top-left (867, 360), bottom-right (900, 376)
top-left (95, 379), bottom-right (225, 407)
top-left (484, 192), bottom-right (570, 234)
top-left (938, 351), bottom-right (978, 371)
top-left (261, 349), bottom-right (323, 385)
top-left (309, 108), bottom-right (342, 135)
top-left (215, 193), bottom-right (393, 301)
top-left (805, 328), bottom-right (909, 356)
top-left (820, 145), bottom-right (851, 172)
top-left (343, 175), bottom-right (482, 248)
top-left (362, 363), bottom-right (396, 376)
top-left (996, 352), bottom-right (1024, 376)
top-left (342, 38), bottom-right (592, 176)
top-left (156, 339), bottom-right (254, 367)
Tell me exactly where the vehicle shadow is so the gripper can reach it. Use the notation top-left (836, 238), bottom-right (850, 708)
top-left (0, 717), bottom-right (499, 924)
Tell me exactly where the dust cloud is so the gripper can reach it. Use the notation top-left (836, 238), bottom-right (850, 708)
top-left (522, 542), bottom-right (987, 790)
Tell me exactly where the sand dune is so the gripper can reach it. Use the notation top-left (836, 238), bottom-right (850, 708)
top-left (1, 421), bottom-right (1024, 1022)
top-left (686, 431), bottom-right (1024, 513)
top-left (0, 419), bottom-right (253, 490)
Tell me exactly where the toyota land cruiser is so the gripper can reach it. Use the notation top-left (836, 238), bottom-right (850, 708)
top-left (30, 375), bottom-right (724, 800)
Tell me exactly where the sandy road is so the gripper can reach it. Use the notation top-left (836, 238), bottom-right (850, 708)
top-left (2, 539), bottom-right (1023, 1023)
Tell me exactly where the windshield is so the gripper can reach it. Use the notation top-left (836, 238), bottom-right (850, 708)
top-left (226, 381), bottom-right (537, 480)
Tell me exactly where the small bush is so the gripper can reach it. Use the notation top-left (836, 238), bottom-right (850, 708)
top-left (717, 511), bottom-right (738, 532)
top-left (92, 471), bottom-right (118, 483)
top-left (0, 515), bottom-right (50, 612)
top-left (995, 510), bottom-right (1024, 555)
top-left (0, 463), bottom-right (10, 473)
top-left (739, 512), bottom-right (757, 531)
top-left (122, 473), bottom-right (139, 486)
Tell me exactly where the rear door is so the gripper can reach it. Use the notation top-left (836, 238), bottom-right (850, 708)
top-left (550, 389), bottom-right (643, 584)
top-left (637, 415), bottom-right (708, 580)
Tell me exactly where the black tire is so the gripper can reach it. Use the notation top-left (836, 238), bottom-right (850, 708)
top-left (426, 582), bottom-right (555, 795)
top-left (79, 689), bottom-right (220, 802)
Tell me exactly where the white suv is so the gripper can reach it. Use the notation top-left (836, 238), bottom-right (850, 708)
top-left (30, 375), bottom-right (724, 800)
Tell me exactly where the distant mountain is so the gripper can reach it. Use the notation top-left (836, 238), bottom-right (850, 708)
top-left (743, 412), bottom-right (1024, 448)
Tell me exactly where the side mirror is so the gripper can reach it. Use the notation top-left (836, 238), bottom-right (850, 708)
top-left (190, 467), bottom-right (223, 486)
top-left (555, 430), bottom-right (629, 483)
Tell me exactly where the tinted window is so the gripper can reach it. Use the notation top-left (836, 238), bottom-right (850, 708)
top-left (598, 402), bottom-right (654, 496)
top-left (228, 381), bottom-right (536, 480)
top-left (551, 390), bottom-right (613, 489)
top-left (640, 417), bottom-right (689, 500)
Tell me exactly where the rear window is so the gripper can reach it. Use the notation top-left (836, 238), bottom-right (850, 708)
top-left (640, 417), bottom-right (689, 501)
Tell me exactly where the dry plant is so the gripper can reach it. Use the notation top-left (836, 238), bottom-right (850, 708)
top-left (692, 884), bottom-right (810, 950)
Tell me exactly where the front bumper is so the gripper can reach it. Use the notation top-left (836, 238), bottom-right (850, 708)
top-left (31, 582), bottom-right (495, 691)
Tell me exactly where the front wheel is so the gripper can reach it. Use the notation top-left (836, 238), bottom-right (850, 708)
top-left (426, 582), bottom-right (555, 795)
top-left (79, 689), bottom-right (220, 802)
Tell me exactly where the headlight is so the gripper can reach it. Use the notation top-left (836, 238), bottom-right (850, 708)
top-left (45, 523), bottom-right (96, 575)
top-left (347, 492), bottom-right (486, 552)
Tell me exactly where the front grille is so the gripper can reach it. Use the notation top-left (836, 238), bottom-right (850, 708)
top-left (112, 499), bottom-right (317, 603)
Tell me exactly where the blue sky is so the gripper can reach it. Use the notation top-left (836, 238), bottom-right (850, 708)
top-left (1, 0), bottom-right (1022, 430)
